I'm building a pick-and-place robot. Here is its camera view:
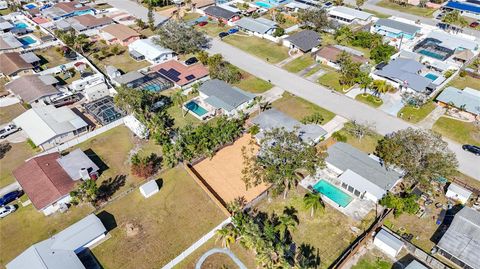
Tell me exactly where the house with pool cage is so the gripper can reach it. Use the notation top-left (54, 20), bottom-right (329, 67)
top-left (83, 96), bottom-right (125, 126)
top-left (112, 70), bottom-right (173, 92)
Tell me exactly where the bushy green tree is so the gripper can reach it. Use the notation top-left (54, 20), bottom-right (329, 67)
top-left (155, 21), bottom-right (210, 54)
top-left (370, 44), bottom-right (397, 64)
top-left (70, 179), bottom-right (98, 205)
top-left (297, 8), bottom-right (329, 32)
top-left (380, 192), bottom-right (419, 217)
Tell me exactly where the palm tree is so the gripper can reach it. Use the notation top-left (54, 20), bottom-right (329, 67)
top-left (303, 192), bottom-right (324, 218)
top-left (372, 80), bottom-right (394, 97)
top-left (171, 89), bottom-right (186, 111)
top-left (216, 226), bottom-right (237, 248)
top-left (275, 212), bottom-right (298, 240)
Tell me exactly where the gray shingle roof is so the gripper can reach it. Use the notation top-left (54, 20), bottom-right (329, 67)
top-left (375, 58), bottom-right (433, 93)
top-left (437, 207), bottom-right (480, 269)
top-left (329, 6), bottom-right (373, 21)
top-left (374, 18), bottom-right (421, 36)
top-left (286, 30), bottom-right (321, 52)
top-left (426, 31), bottom-right (478, 51)
top-left (251, 108), bottom-right (327, 143)
top-left (6, 214), bottom-right (106, 269)
top-left (57, 149), bottom-right (100, 181)
top-left (204, 6), bottom-right (237, 20)
top-left (235, 17), bottom-right (277, 34)
top-left (200, 79), bottom-right (255, 112)
top-left (326, 142), bottom-right (402, 191)
top-left (436, 86), bottom-right (480, 115)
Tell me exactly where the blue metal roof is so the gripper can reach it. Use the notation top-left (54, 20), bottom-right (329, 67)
top-left (445, 1), bottom-right (480, 14)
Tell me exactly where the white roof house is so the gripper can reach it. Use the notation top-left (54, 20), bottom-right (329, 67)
top-left (446, 183), bottom-right (472, 204)
top-left (13, 105), bottom-right (88, 149)
top-left (128, 36), bottom-right (175, 64)
top-left (139, 180), bottom-right (159, 198)
top-left (6, 214), bottom-right (107, 269)
top-left (328, 6), bottom-right (373, 25)
top-left (373, 228), bottom-right (404, 257)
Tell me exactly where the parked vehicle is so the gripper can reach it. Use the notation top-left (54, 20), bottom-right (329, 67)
top-left (462, 144), bottom-right (480, 156)
top-left (0, 190), bottom-right (23, 207)
top-left (0, 205), bottom-right (16, 218)
top-left (185, 57), bottom-right (198, 65)
top-left (218, 32), bottom-right (229, 38)
top-left (227, 28), bottom-right (239, 34)
top-left (470, 21), bottom-right (479, 28)
top-left (197, 21), bottom-right (208, 27)
top-left (0, 124), bottom-right (21, 139)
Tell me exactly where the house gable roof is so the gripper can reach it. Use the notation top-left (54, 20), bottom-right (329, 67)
top-left (235, 17), bottom-right (277, 34)
top-left (204, 6), bottom-right (237, 20)
top-left (101, 23), bottom-right (140, 41)
top-left (5, 75), bottom-right (59, 103)
top-left (375, 58), bottom-right (432, 93)
top-left (151, 59), bottom-right (209, 86)
top-left (0, 52), bottom-right (33, 76)
top-left (285, 30), bottom-right (321, 52)
top-left (329, 6), bottom-right (373, 21)
top-left (316, 45), bottom-right (368, 64)
top-left (128, 36), bottom-right (173, 60)
top-left (57, 149), bottom-right (99, 181)
top-left (374, 18), bottom-right (421, 36)
top-left (436, 86), bottom-right (480, 115)
top-left (200, 79), bottom-right (255, 112)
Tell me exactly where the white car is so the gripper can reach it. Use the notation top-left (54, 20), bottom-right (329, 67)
top-left (0, 124), bottom-right (20, 139)
top-left (0, 205), bottom-right (16, 218)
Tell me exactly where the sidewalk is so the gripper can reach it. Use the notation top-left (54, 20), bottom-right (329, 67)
top-left (417, 105), bottom-right (445, 129)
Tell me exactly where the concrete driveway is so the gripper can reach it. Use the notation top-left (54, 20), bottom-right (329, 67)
top-left (379, 92), bottom-right (404, 116)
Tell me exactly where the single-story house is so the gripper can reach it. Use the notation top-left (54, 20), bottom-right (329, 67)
top-left (285, 30), bottom-right (321, 52)
top-left (413, 31), bottom-right (478, 61)
top-left (251, 108), bottom-right (327, 144)
top-left (325, 142), bottom-right (403, 202)
top-left (446, 182), bottom-right (472, 204)
top-left (64, 14), bottom-right (113, 34)
top-left (437, 207), bottom-right (480, 269)
top-left (436, 86), bottom-right (480, 116)
top-left (373, 228), bottom-right (404, 257)
top-left (5, 74), bottom-right (60, 104)
top-left (0, 16), bottom-right (14, 32)
top-left (372, 18), bottom-right (421, 40)
top-left (151, 59), bottom-right (209, 89)
top-left (194, 79), bottom-right (255, 117)
top-left (113, 70), bottom-right (173, 91)
top-left (84, 81), bottom-right (110, 102)
top-left (139, 180), bottom-right (159, 198)
top-left (328, 6), bottom-right (373, 25)
top-left (0, 33), bottom-right (23, 51)
top-left (13, 105), bottom-right (89, 150)
top-left (405, 260), bottom-right (429, 269)
top-left (375, 58), bottom-right (435, 95)
top-left (315, 45), bottom-right (369, 69)
top-left (128, 36), bottom-right (175, 64)
top-left (0, 52), bottom-right (38, 77)
top-left (203, 6), bottom-right (240, 24)
top-left (234, 17), bottom-right (277, 35)
top-left (13, 149), bottom-right (98, 215)
top-left (41, 1), bottom-right (94, 20)
top-left (100, 23), bottom-right (141, 46)
top-left (6, 214), bottom-right (107, 269)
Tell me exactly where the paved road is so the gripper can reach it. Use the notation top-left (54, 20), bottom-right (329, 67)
top-left (195, 248), bottom-right (247, 269)
top-left (208, 39), bottom-right (480, 180)
top-left (104, 0), bottom-right (167, 25)
top-left (347, 0), bottom-right (480, 38)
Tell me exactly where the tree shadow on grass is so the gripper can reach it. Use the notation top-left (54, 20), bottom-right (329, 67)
top-left (97, 175), bottom-right (126, 202)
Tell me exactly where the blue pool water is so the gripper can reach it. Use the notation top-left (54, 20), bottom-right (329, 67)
top-left (14, 22), bottom-right (28, 29)
top-left (425, 73), bottom-right (439, 81)
top-left (185, 101), bottom-right (208, 117)
top-left (144, 85), bottom-right (161, 92)
top-left (25, 3), bottom-right (37, 9)
top-left (418, 49), bottom-right (445, 60)
top-left (255, 1), bottom-right (273, 8)
top-left (313, 180), bottom-right (353, 207)
top-left (19, 36), bottom-right (36, 46)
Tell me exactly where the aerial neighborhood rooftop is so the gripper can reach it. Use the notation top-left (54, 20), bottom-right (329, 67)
top-left (1, 0), bottom-right (480, 268)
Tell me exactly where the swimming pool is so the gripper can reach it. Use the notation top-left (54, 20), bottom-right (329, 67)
top-left (19, 36), bottom-right (37, 46)
top-left (313, 180), bottom-right (353, 207)
top-left (425, 73), bottom-right (438, 81)
top-left (185, 101), bottom-right (208, 117)
top-left (24, 3), bottom-right (37, 9)
top-left (255, 1), bottom-right (273, 8)
top-left (14, 22), bottom-right (28, 29)
top-left (144, 85), bottom-right (161, 92)
top-left (417, 49), bottom-right (445, 60)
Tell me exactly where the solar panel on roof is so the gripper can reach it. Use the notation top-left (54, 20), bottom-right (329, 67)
top-left (159, 68), bottom-right (180, 82)
top-left (185, 74), bottom-right (196, 81)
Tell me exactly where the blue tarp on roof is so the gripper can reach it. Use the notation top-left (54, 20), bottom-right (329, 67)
top-left (445, 1), bottom-right (480, 14)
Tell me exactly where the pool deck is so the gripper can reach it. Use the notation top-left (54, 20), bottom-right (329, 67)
top-left (300, 173), bottom-right (375, 221)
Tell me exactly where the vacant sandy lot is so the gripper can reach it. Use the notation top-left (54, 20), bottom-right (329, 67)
top-left (192, 134), bottom-right (269, 204)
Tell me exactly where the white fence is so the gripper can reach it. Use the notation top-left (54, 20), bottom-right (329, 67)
top-left (35, 118), bottom-right (125, 157)
top-left (160, 217), bottom-right (232, 269)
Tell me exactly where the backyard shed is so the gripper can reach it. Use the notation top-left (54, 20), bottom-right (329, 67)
top-left (139, 180), bottom-right (159, 198)
top-left (373, 228), bottom-right (404, 257)
top-left (446, 183), bottom-right (472, 204)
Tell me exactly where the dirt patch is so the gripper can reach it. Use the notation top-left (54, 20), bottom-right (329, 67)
top-left (125, 221), bottom-right (142, 237)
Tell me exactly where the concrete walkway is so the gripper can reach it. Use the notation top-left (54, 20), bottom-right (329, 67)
top-left (417, 105), bottom-right (446, 129)
top-left (195, 248), bottom-right (247, 269)
top-left (258, 86), bottom-right (284, 103)
top-left (322, 115), bottom-right (348, 138)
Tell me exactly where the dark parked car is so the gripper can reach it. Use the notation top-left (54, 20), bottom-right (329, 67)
top-left (0, 190), bottom-right (23, 207)
top-left (185, 57), bottom-right (198, 65)
top-left (470, 21), bottom-right (479, 28)
top-left (462, 144), bottom-right (480, 156)
top-left (218, 32), bottom-right (229, 38)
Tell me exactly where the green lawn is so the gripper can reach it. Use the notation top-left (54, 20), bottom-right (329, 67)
top-left (234, 71), bottom-right (273, 94)
top-left (0, 142), bottom-right (37, 188)
top-left (362, 9), bottom-right (390, 18)
top-left (196, 22), bottom-right (231, 37)
top-left (397, 102), bottom-right (436, 123)
top-left (377, 0), bottom-right (436, 17)
top-left (162, 89), bottom-right (201, 128)
top-left (352, 251), bottom-right (392, 269)
top-left (255, 189), bottom-right (372, 269)
top-left (303, 64), bottom-right (323, 77)
top-left (36, 47), bottom-right (70, 69)
top-left (448, 75), bottom-right (480, 90)
top-left (355, 93), bottom-right (383, 108)
top-left (335, 122), bottom-right (382, 154)
top-left (272, 92), bottom-right (336, 124)
top-left (0, 204), bottom-right (94, 267)
top-left (223, 35), bottom-right (290, 64)
top-left (182, 12), bottom-right (201, 21)
top-left (283, 54), bottom-right (315, 73)
top-left (92, 166), bottom-right (226, 269)
top-left (318, 71), bottom-right (349, 93)
top-left (432, 117), bottom-right (480, 146)
top-left (0, 103), bottom-right (25, 124)
top-left (90, 48), bottom-right (150, 74)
